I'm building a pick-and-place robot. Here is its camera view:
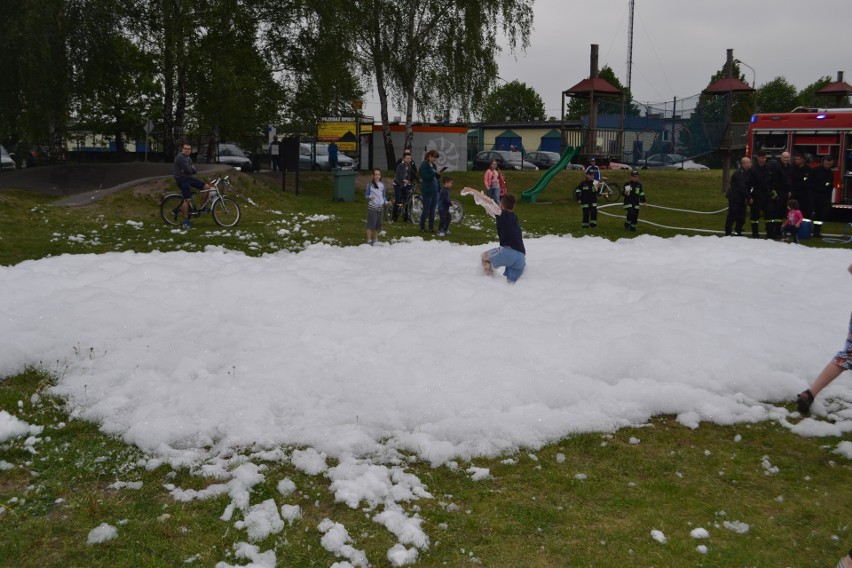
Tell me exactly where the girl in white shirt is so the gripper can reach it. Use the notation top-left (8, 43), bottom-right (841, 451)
top-left (365, 168), bottom-right (386, 245)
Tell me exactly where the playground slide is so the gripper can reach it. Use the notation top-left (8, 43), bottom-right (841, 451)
top-left (520, 146), bottom-right (579, 203)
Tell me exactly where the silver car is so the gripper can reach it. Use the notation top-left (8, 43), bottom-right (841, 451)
top-left (197, 143), bottom-right (253, 171)
top-left (300, 143), bottom-right (354, 171)
top-left (0, 145), bottom-right (15, 172)
top-left (642, 153), bottom-right (709, 170)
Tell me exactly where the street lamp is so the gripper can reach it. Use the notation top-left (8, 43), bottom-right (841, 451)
top-left (734, 59), bottom-right (756, 88)
top-left (734, 58), bottom-right (758, 113)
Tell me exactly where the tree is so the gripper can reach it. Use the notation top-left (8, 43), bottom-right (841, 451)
top-left (353, 0), bottom-right (534, 167)
top-left (0, 0), bottom-right (70, 157)
top-left (67, 0), bottom-right (158, 159)
top-left (192, 1), bottom-right (282, 153)
top-left (259, 0), bottom-right (364, 134)
top-left (564, 66), bottom-right (640, 120)
top-left (480, 81), bottom-right (545, 122)
top-left (755, 77), bottom-right (798, 113)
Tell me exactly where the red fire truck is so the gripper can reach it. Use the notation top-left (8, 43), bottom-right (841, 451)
top-left (748, 108), bottom-right (852, 209)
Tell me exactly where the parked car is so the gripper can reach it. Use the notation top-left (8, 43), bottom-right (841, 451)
top-left (197, 143), bottom-right (253, 171)
top-left (641, 153), bottom-right (709, 170)
top-left (472, 150), bottom-right (538, 171)
top-left (606, 161), bottom-right (632, 170)
top-left (299, 143), bottom-right (355, 171)
top-left (0, 145), bottom-right (15, 172)
top-left (524, 151), bottom-right (566, 170)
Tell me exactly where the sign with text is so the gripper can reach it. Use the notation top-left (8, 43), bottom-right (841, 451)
top-left (319, 118), bottom-right (358, 151)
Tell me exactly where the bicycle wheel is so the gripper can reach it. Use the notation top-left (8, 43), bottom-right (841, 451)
top-left (449, 199), bottom-right (464, 224)
top-left (408, 194), bottom-right (423, 223)
top-left (212, 197), bottom-right (241, 227)
top-left (160, 194), bottom-right (184, 226)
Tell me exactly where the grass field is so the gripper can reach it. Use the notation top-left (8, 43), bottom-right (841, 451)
top-left (1, 167), bottom-right (850, 567)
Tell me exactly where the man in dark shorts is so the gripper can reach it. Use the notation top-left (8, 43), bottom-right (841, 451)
top-left (173, 142), bottom-right (211, 228)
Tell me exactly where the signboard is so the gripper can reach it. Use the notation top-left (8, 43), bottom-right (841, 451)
top-left (319, 117), bottom-right (358, 151)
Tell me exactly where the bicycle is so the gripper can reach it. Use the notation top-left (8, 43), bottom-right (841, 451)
top-left (594, 177), bottom-right (617, 201)
top-left (160, 176), bottom-right (241, 227)
top-left (383, 181), bottom-right (418, 224)
top-left (385, 183), bottom-right (465, 225)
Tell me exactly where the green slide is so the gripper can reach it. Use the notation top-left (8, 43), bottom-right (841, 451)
top-left (520, 146), bottom-right (579, 203)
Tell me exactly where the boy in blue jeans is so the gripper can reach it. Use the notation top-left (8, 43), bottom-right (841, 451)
top-left (460, 188), bottom-right (526, 283)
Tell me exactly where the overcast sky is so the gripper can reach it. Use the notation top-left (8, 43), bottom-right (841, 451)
top-left (362, 0), bottom-right (852, 121)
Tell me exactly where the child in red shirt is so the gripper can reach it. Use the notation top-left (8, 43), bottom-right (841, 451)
top-left (781, 199), bottom-right (803, 244)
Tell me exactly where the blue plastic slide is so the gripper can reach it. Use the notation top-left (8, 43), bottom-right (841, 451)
top-left (520, 146), bottom-right (579, 203)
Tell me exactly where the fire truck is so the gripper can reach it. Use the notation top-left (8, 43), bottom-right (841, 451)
top-left (748, 108), bottom-right (852, 209)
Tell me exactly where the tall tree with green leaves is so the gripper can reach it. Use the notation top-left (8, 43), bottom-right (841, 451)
top-left (191, 0), bottom-right (282, 155)
top-left (259, 0), bottom-right (364, 134)
top-left (755, 77), bottom-right (798, 113)
top-left (354, 0), bottom-right (534, 167)
top-left (1, 0), bottom-right (70, 157)
top-left (480, 80), bottom-right (545, 122)
top-left (67, 0), bottom-right (158, 159)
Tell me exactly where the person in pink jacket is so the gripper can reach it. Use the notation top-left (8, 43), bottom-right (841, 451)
top-left (780, 198), bottom-right (803, 244)
top-left (483, 160), bottom-right (506, 204)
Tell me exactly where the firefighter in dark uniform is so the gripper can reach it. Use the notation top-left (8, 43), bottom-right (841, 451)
top-left (790, 152), bottom-right (812, 221)
top-left (622, 170), bottom-right (646, 232)
top-left (748, 149), bottom-right (772, 238)
top-left (767, 151), bottom-right (792, 240)
top-left (810, 155), bottom-right (835, 238)
top-left (725, 157), bottom-right (752, 236)
top-left (574, 169), bottom-right (598, 229)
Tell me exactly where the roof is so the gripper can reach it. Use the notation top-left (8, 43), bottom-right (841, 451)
top-left (495, 129), bottom-right (521, 139)
top-left (816, 80), bottom-right (852, 96)
top-left (563, 77), bottom-right (622, 97)
top-left (702, 77), bottom-right (755, 94)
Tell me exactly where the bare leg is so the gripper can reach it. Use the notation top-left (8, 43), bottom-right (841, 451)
top-left (181, 198), bottom-right (191, 222)
top-left (798, 360), bottom-right (845, 413)
top-left (808, 361), bottom-right (845, 398)
top-left (840, 551), bottom-right (852, 568)
top-left (480, 251), bottom-right (493, 275)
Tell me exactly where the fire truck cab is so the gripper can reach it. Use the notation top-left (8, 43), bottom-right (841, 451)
top-left (748, 108), bottom-right (852, 209)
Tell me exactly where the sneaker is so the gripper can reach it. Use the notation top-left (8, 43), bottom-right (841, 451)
top-left (796, 390), bottom-right (814, 414)
top-left (181, 220), bottom-right (191, 229)
top-left (437, 231), bottom-right (446, 237)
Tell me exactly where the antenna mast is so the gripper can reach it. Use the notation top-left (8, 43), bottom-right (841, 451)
top-left (627, 0), bottom-right (635, 92)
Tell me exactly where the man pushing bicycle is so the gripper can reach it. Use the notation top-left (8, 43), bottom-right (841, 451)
top-left (173, 142), bottom-right (212, 229)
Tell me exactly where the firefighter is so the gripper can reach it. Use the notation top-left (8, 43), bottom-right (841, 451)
top-left (810, 155), bottom-right (835, 238)
top-left (574, 169), bottom-right (598, 229)
top-left (725, 157), bottom-right (752, 236)
top-left (767, 151), bottom-right (792, 240)
top-left (622, 169), bottom-right (646, 232)
top-left (748, 149), bottom-right (772, 238)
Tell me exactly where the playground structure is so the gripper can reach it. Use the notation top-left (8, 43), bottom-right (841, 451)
top-left (520, 146), bottom-right (578, 203)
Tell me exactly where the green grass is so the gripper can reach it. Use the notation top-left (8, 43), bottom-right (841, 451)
top-left (1, 168), bottom-right (851, 567)
top-left (0, 168), bottom-right (847, 266)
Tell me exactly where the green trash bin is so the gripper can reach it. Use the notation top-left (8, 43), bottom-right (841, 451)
top-left (332, 169), bottom-right (356, 202)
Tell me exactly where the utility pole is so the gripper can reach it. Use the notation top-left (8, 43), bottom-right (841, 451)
top-left (627, 0), bottom-right (635, 93)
